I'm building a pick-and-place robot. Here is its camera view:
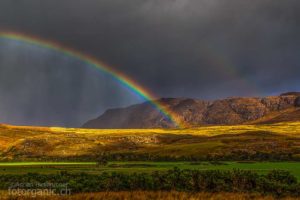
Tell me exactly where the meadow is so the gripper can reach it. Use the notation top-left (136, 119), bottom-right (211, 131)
top-left (1, 122), bottom-right (300, 199)
top-left (0, 161), bottom-right (299, 180)
top-left (1, 122), bottom-right (300, 177)
top-left (1, 122), bottom-right (300, 161)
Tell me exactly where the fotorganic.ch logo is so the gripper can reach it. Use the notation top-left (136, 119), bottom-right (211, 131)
top-left (8, 182), bottom-right (71, 197)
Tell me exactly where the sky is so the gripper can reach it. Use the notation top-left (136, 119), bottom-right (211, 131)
top-left (0, 0), bottom-right (299, 127)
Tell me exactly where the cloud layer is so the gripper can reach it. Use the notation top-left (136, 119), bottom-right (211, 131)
top-left (0, 0), bottom-right (299, 126)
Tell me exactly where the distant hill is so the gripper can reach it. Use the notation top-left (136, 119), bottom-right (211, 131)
top-left (82, 92), bottom-right (300, 128)
top-left (280, 92), bottom-right (300, 96)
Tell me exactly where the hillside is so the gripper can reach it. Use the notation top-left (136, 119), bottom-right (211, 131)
top-left (83, 93), bottom-right (300, 128)
top-left (1, 122), bottom-right (300, 161)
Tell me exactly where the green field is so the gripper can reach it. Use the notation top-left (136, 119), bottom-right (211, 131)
top-left (0, 161), bottom-right (300, 180)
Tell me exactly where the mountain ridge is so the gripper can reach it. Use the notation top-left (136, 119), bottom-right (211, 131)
top-left (82, 92), bottom-right (300, 129)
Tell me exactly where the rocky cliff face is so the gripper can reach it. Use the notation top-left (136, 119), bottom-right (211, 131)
top-left (295, 97), bottom-right (300, 107)
top-left (82, 93), bottom-right (300, 128)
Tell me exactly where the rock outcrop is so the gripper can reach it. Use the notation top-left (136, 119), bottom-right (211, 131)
top-left (295, 97), bottom-right (300, 107)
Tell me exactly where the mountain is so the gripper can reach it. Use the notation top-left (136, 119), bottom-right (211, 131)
top-left (82, 93), bottom-right (300, 129)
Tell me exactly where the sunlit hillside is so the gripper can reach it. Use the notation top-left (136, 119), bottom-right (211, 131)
top-left (0, 122), bottom-right (300, 161)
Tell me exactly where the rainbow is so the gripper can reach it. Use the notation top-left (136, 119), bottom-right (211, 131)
top-left (0, 31), bottom-right (183, 128)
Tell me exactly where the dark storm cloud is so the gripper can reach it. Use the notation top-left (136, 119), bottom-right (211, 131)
top-left (0, 40), bottom-right (139, 126)
top-left (0, 0), bottom-right (299, 126)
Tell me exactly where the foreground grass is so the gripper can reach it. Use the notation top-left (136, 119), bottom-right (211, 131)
top-left (0, 191), bottom-right (299, 200)
top-left (0, 161), bottom-right (299, 180)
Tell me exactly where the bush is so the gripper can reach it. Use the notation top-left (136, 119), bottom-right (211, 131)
top-left (0, 169), bottom-right (299, 197)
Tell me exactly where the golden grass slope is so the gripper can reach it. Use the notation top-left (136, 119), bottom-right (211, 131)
top-left (0, 122), bottom-right (300, 160)
top-left (50, 121), bottom-right (300, 136)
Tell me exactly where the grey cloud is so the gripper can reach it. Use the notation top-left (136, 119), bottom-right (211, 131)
top-left (0, 0), bottom-right (299, 126)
